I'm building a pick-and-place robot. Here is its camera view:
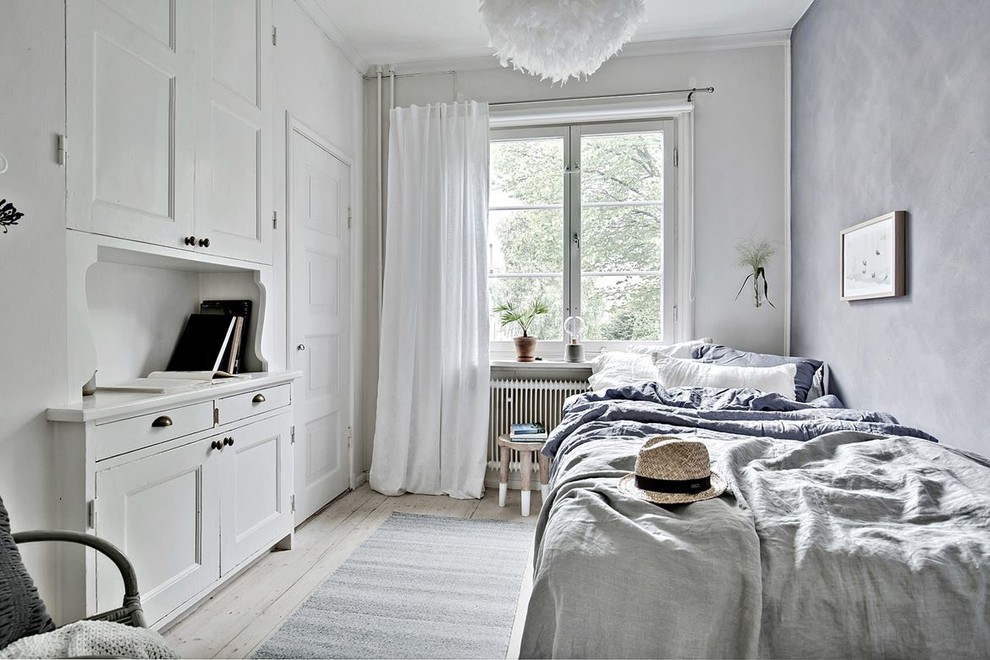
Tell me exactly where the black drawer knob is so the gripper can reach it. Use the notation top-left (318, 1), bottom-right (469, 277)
top-left (151, 416), bottom-right (173, 428)
top-left (184, 236), bottom-right (196, 246)
top-left (211, 439), bottom-right (223, 451)
top-left (198, 237), bottom-right (211, 248)
top-left (223, 437), bottom-right (234, 447)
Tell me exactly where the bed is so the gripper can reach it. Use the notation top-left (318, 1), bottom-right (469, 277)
top-left (520, 380), bottom-right (990, 658)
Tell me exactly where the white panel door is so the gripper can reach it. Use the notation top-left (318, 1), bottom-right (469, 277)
top-left (290, 130), bottom-right (351, 522)
top-left (95, 437), bottom-right (221, 625)
top-left (66, 0), bottom-right (196, 247)
top-left (193, 0), bottom-right (273, 263)
top-left (219, 414), bottom-right (292, 573)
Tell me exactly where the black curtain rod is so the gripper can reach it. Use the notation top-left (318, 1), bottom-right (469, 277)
top-left (489, 86), bottom-right (715, 107)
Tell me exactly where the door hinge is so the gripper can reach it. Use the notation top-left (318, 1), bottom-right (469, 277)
top-left (56, 134), bottom-right (67, 166)
top-left (673, 147), bottom-right (679, 167)
top-left (272, 210), bottom-right (278, 229)
top-left (290, 425), bottom-right (295, 445)
top-left (290, 494), bottom-right (295, 513)
top-left (347, 425), bottom-right (352, 448)
top-left (673, 305), bottom-right (679, 323)
top-left (87, 498), bottom-right (97, 529)
top-left (347, 207), bottom-right (352, 230)
top-left (272, 26), bottom-right (277, 46)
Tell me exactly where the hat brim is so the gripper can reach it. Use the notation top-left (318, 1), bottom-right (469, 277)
top-left (617, 471), bottom-right (727, 504)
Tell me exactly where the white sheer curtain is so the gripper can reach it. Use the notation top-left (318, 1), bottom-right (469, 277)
top-left (369, 101), bottom-right (490, 499)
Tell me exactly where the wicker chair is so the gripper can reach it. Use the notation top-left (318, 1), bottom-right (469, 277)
top-left (12, 530), bottom-right (147, 629)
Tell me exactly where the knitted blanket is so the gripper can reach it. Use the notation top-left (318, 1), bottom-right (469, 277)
top-left (0, 620), bottom-right (176, 659)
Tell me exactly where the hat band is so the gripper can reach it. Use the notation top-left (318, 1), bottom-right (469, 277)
top-left (635, 474), bottom-right (711, 494)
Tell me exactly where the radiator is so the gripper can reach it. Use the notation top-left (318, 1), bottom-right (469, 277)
top-left (487, 379), bottom-right (589, 473)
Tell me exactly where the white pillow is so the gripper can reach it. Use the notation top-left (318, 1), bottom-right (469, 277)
top-left (588, 351), bottom-right (658, 390)
top-left (654, 354), bottom-right (797, 398)
top-left (625, 338), bottom-right (714, 360)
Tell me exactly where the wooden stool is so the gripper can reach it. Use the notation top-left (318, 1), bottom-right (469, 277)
top-left (497, 434), bottom-right (550, 517)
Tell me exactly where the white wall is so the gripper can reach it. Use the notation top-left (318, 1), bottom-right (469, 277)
top-left (0, 0), bottom-right (67, 606)
top-left (272, 0), bottom-right (366, 479)
top-left (86, 263), bottom-right (203, 383)
top-left (359, 43), bottom-right (789, 471)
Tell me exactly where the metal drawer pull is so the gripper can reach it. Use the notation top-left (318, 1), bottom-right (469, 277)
top-left (252, 393), bottom-right (266, 404)
top-left (151, 416), bottom-right (173, 428)
top-left (223, 437), bottom-right (235, 447)
top-left (211, 439), bottom-right (223, 451)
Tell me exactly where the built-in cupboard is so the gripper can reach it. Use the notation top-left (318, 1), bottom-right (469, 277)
top-left (66, 0), bottom-right (273, 264)
top-left (49, 0), bottom-right (303, 631)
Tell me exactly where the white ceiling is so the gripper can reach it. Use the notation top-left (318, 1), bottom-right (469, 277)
top-left (314, 0), bottom-right (814, 67)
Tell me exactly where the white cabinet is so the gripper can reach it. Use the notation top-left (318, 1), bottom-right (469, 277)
top-left (48, 373), bottom-right (298, 628)
top-left (193, 0), bottom-right (274, 264)
top-left (66, 0), bottom-right (196, 248)
top-left (220, 414), bottom-right (292, 572)
top-left (66, 0), bottom-right (274, 264)
top-left (95, 436), bottom-right (222, 624)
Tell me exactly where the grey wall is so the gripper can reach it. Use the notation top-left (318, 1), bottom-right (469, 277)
top-left (791, 0), bottom-right (990, 454)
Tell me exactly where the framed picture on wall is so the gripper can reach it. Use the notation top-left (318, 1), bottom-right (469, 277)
top-left (840, 211), bottom-right (905, 301)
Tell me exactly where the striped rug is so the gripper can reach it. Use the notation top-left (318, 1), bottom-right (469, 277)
top-left (254, 512), bottom-right (534, 659)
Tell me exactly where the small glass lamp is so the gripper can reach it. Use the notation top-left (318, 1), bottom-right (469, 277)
top-left (563, 316), bottom-right (585, 363)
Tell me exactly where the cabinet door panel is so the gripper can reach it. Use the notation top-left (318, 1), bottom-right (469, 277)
top-left (211, 0), bottom-right (259, 104)
top-left (210, 104), bottom-right (261, 239)
top-left (95, 438), bottom-right (220, 625)
top-left (194, 0), bottom-right (272, 263)
top-left (93, 36), bottom-right (172, 219)
top-left (67, 0), bottom-right (195, 247)
top-left (99, 0), bottom-right (173, 46)
top-left (220, 414), bottom-right (292, 573)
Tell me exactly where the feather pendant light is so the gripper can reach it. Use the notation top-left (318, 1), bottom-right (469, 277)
top-left (479, 0), bottom-right (647, 84)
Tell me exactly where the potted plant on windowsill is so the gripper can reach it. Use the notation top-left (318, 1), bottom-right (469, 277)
top-left (493, 300), bottom-right (549, 362)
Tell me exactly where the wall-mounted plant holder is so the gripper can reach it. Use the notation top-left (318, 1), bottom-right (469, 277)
top-left (0, 198), bottom-right (24, 234)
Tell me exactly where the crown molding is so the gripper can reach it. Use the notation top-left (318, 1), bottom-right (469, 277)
top-left (380, 29), bottom-right (791, 78)
top-left (621, 29), bottom-right (791, 57)
top-left (294, 0), bottom-right (369, 74)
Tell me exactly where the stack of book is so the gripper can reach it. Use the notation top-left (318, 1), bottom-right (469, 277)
top-left (200, 299), bottom-right (251, 374)
top-left (510, 422), bottom-right (547, 442)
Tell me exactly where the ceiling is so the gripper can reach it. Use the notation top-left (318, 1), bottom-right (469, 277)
top-left (314, 0), bottom-right (815, 67)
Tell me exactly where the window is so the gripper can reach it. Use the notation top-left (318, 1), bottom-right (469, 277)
top-left (488, 119), bottom-right (677, 350)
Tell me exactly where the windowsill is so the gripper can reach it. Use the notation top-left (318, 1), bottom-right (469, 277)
top-left (490, 359), bottom-right (591, 370)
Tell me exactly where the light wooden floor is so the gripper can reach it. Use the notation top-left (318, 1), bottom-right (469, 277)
top-left (161, 482), bottom-right (539, 659)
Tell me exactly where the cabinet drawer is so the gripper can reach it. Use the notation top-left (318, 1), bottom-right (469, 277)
top-left (95, 402), bottom-right (216, 461)
top-left (216, 384), bottom-right (291, 425)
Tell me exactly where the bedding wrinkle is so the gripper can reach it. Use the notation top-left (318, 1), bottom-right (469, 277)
top-left (524, 383), bottom-right (990, 659)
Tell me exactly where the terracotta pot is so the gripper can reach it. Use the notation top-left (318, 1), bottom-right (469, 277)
top-left (514, 336), bottom-right (537, 362)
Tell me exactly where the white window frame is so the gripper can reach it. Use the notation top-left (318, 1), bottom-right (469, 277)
top-left (488, 106), bottom-right (695, 361)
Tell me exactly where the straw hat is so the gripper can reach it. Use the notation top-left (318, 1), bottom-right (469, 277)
top-left (618, 436), bottom-right (727, 504)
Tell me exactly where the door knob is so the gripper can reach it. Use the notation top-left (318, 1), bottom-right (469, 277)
top-left (184, 236), bottom-right (196, 246)
top-left (297, 344), bottom-right (306, 351)
top-left (211, 439), bottom-right (223, 451)
top-left (198, 237), bottom-right (211, 248)
top-left (223, 437), bottom-right (234, 447)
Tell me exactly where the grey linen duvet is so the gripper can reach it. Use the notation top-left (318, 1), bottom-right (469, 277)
top-left (521, 385), bottom-right (990, 658)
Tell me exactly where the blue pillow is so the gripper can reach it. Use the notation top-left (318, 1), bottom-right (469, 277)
top-left (692, 345), bottom-right (823, 402)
